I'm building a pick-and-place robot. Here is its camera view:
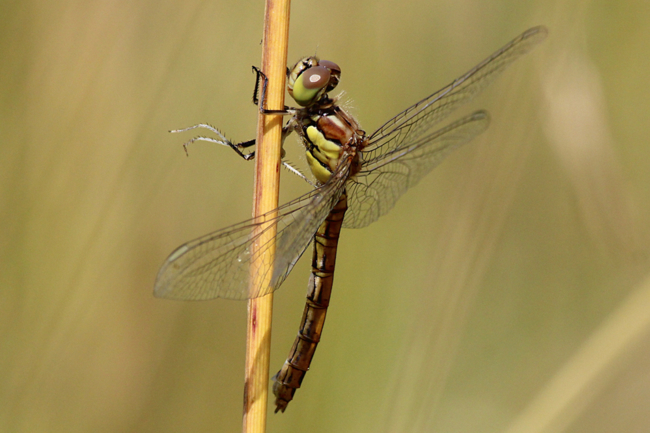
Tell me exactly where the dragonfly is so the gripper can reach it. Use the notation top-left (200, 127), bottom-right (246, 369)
top-left (155, 26), bottom-right (547, 412)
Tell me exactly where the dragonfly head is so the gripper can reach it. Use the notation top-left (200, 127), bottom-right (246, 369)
top-left (287, 57), bottom-right (341, 107)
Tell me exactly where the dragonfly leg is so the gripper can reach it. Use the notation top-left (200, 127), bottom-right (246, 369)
top-left (282, 161), bottom-right (317, 188)
top-left (250, 66), bottom-right (263, 106)
top-left (170, 124), bottom-right (256, 160)
top-left (171, 65), bottom-right (298, 161)
top-left (251, 66), bottom-right (292, 115)
top-left (251, 65), bottom-right (290, 106)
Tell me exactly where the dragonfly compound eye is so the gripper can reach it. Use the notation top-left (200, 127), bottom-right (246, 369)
top-left (291, 66), bottom-right (331, 106)
top-left (318, 60), bottom-right (341, 92)
top-left (302, 66), bottom-right (331, 89)
top-left (318, 60), bottom-right (340, 73)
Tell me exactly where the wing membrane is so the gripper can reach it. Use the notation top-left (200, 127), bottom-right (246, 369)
top-left (344, 111), bottom-right (489, 228)
top-left (343, 26), bottom-right (547, 228)
top-left (365, 26), bottom-right (547, 156)
top-left (154, 163), bottom-right (349, 300)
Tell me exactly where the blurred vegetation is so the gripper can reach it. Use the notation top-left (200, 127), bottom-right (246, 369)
top-left (2, 0), bottom-right (650, 432)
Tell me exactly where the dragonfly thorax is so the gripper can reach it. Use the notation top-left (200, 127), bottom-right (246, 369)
top-left (303, 109), bottom-right (364, 184)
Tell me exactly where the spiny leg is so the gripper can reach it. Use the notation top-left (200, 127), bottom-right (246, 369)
top-left (251, 65), bottom-right (291, 107)
top-left (170, 66), bottom-right (302, 167)
top-left (282, 160), bottom-right (317, 188)
top-left (170, 124), bottom-right (256, 160)
top-left (251, 66), bottom-right (293, 115)
top-left (251, 66), bottom-right (263, 106)
top-left (169, 68), bottom-right (292, 160)
top-left (168, 67), bottom-right (277, 161)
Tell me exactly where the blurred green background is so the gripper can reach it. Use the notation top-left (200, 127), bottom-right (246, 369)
top-left (3, 0), bottom-right (650, 432)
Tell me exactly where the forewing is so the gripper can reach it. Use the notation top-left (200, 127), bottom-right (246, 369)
top-left (344, 111), bottom-right (489, 228)
top-left (365, 26), bottom-right (547, 156)
top-left (154, 165), bottom-right (349, 300)
top-left (342, 26), bottom-right (547, 229)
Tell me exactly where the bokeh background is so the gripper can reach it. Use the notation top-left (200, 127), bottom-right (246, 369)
top-left (3, 0), bottom-right (650, 432)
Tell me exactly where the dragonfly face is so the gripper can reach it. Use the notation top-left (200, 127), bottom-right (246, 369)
top-left (287, 57), bottom-right (341, 107)
top-left (156, 26), bottom-right (548, 412)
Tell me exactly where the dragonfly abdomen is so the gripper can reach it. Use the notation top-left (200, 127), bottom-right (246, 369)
top-left (273, 191), bottom-right (348, 412)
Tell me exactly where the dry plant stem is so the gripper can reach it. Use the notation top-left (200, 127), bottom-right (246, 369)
top-left (242, 0), bottom-right (291, 432)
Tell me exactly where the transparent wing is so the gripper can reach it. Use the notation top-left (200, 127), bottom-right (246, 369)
top-left (344, 111), bottom-right (489, 228)
top-left (342, 26), bottom-right (547, 229)
top-left (154, 162), bottom-right (350, 300)
top-left (365, 26), bottom-right (547, 156)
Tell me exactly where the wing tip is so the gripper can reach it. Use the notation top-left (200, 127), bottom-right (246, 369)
top-left (526, 25), bottom-right (549, 39)
top-left (521, 25), bottom-right (549, 47)
top-left (153, 273), bottom-right (172, 299)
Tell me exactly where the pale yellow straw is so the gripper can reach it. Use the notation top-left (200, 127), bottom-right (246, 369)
top-left (242, 1), bottom-right (291, 432)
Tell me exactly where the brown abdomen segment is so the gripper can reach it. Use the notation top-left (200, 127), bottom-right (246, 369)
top-left (272, 191), bottom-right (348, 413)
